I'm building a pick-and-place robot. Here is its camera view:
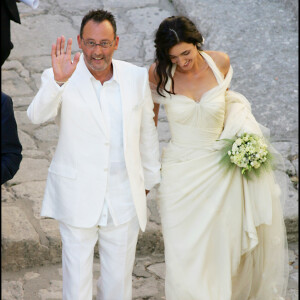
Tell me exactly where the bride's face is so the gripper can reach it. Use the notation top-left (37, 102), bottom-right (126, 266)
top-left (168, 42), bottom-right (199, 71)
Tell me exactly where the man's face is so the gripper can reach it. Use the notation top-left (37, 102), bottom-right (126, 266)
top-left (78, 20), bottom-right (119, 74)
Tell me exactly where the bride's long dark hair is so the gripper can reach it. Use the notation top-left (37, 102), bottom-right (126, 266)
top-left (154, 16), bottom-right (204, 97)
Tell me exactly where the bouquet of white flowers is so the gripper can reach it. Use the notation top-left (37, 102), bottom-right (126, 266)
top-left (218, 133), bottom-right (273, 179)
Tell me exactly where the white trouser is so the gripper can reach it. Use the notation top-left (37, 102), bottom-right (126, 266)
top-left (59, 216), bottom-right (140, 300)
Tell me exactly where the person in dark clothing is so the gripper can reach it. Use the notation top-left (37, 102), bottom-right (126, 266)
top-left (1, 92), bottom-right (22, 184)
top-left (1, 0), bottom-right (21, 66)
top-left (1, 1), bottom-right (22, 184)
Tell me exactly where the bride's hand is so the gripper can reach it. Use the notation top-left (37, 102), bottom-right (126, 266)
top-left (51, 35), bottom-right (80, 83)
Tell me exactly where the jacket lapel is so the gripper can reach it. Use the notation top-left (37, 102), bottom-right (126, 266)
top-left (113, 60), bottom-right (134, 151)
top-left (72, 55), bottom-right (108, 138)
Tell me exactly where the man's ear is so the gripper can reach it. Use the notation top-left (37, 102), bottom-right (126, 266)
top-left (77, 35), bottom-right (82, 49)
top-left (114, 35), bottom-right (120, 50)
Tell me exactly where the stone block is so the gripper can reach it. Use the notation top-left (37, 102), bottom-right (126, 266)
top-left (7, 158), bottom-right (49, 185)
top-left (2, 206), bottom-right (38, 241)
top-left (137, 228), bottom-right (164, 255)
top-left (15, 111), bottom-right (36, 127)
top-left (132, 276), bottom-right (161, 298)
top-left (113, 33), bottom-right (144, 61)
top-left (2, 64), bottom-right (30, 79)
top-left (23, 56), bottom-right (52, 74)
top-left (126, 7), bottom-right (170, 38)
top-left (39, 219), bottom-right (60, 242)
top-left (102, 0), bottom-right (159, 8)
top-left (284, 159), bottom-right (297, 176)
top-left (22, 149), bottom-right (48, 159)
top-left (32, 73), bottom-right (43, 91)
top-left (70, 15), bottom-right (84, 32)
top-left (17, 0), bottom-right (52, 15)
top-left (11, 181), bottom-right (46, 219)
top-left (56, 0), bottom-right (102, 14)
top-left (2, 70), bottom-right (19, 80)
top-left (147, 188), bottom-right (161, 225)
top-left (286, 288), bottom-right (299, 300)
top-left (272, 141), bottom-right (292, 159)
top-left (289, 249), bottom-right (297, 264)
top-left (10, 15), bottom-right (80, 59)
top-left (290, 143), bottom-right (298, 158)
top-left (133, 260), bottom-right (152, 278)
top-left (146, 220), bottom-right (161, 233)
top-left (1, 187), bottom-right (16, 203)
top-left (40, 219), bottom-right (62, 264)
top-left (281, 0), bottom-right (299, 19)
top-left (147, 262), bottom-right (165, 279)
top-left (143, 39), bottom-right (155, 62)
top-left (2, 75), bottom-right (34, 97)
top-left (3, 67), bottom-right (29, 81)
top-left (24, 272), bottom-right (40, 281)
top-left (2, 60), bottom-right (26, 73)
top-left (114, 17), bottom-right (129, 35)
top-left (47, 145), bottom-right (57, 158)
top-left (33, 124), bottom-right (59, 142)
top-left (288, 272), bottom-right (299, 289)
top-left (12, 96), bottom-right (34, 109)
top-left (292, 158), bottom-right (298, 176)
top-left (18, 130), bottom-right (37, 150)
top-left (274, 171), bottom-right (299, 242)
top-left (38, 280), bottom-right (63, 300)
top-left (1, 206), bottom-right (44, 271)
top-left (2, 280), bottom-right (24, 300)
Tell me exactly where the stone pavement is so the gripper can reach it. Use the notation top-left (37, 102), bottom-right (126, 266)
top-left (2, 242), bottom-right (299, 300)
top-left (1, 0), bottom-right (298, 298)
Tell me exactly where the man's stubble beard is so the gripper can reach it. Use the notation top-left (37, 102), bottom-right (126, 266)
top-left (84, 53), bottom-right (112, 72)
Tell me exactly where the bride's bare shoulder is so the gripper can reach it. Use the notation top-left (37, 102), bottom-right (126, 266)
top-left (204, 50), bottom-right (230, 76)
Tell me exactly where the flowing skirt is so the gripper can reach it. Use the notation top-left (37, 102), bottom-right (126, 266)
top-left (157, 141), bottom-right (289, 300)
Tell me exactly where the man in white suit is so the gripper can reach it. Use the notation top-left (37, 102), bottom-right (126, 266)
top-left (27, 9), bottom-right (160, 300)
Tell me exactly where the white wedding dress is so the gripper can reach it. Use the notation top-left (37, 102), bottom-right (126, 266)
top-left (152, 51), bottom-right (289, 300)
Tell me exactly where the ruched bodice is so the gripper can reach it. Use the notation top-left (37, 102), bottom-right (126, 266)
top-left (153, 51), bottom-right (233, 149)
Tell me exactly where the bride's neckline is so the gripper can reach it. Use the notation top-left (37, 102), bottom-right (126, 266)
top-left (171, 51), bottom-right (222, 103)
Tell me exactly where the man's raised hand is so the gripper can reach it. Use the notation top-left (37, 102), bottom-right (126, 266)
top-left (51, 36), bottom-right (81, 83)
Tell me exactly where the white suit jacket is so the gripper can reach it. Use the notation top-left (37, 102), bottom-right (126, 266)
top-left (27, 55), bottom-right (161, 231)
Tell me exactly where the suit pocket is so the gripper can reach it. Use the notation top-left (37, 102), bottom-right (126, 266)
top-left (48, 162), bottom-right (77, 179)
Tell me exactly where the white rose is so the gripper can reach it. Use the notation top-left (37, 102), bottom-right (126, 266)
top-left (235, 138), bottom-right (242, 146)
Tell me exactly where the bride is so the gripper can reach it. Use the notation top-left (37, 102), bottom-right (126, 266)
top-left (149, 16), bottom-right (289, 300)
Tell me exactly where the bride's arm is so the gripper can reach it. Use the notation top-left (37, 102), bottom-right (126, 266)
top-left (148, 63), bottom-right (160, 127)
top-left (153, 103), bottom-right (160, 127)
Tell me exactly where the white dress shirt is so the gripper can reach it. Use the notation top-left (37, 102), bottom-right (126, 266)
top-left (90, 64), bottom-right (136, 227)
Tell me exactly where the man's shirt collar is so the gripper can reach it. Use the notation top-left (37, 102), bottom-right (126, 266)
top-left (80, 54), bottom-right (119, 84)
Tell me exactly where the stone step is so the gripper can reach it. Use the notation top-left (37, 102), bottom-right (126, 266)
top-left (1, 184), bottom-right (298, 271)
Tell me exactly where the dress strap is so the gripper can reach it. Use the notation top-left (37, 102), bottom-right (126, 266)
top-left (166, 52), bottom-right (231, 91)
top-left (200, 51), bottom-right (224, 84)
